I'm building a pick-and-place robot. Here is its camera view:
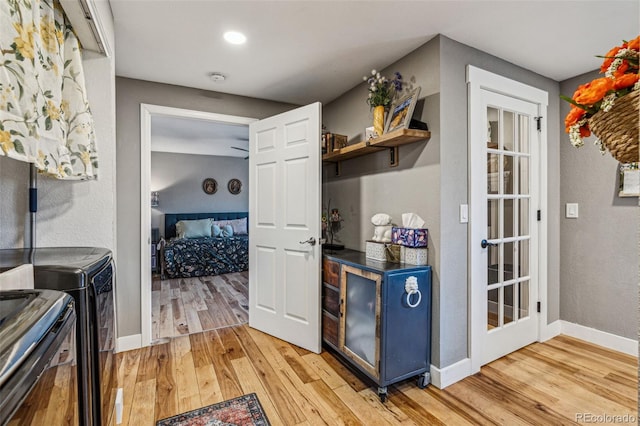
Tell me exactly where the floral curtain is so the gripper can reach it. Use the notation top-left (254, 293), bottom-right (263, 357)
top-left (1, 0), bottom-right (98, 179)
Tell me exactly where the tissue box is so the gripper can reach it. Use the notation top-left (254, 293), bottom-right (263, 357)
top-left (391, 227), bottom-right (428, 247)
top-left (365, 240), bottom-right (387, 261)
top-left (401, 246), bottom-right (428, 266)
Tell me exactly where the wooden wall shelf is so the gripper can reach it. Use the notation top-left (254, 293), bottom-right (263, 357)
top-left (322, 128), bottom-right (431, 171)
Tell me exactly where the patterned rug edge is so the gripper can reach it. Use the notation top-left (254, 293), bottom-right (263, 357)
top-left (156, 392), bottom-right (270, 426)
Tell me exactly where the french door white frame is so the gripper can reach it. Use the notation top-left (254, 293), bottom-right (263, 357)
top-left (467, 66), bottom-right (549, 374)
top-left (139, 103), bottom-right (256, 347)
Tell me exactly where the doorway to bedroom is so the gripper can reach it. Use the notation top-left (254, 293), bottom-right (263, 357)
top-left (141, 104), bottom-right (256, 346)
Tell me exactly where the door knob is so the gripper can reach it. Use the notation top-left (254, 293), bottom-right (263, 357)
top-left (481, 239), bottom-right (498, 248)
top-left (299, 237), bottom-right (317, 246)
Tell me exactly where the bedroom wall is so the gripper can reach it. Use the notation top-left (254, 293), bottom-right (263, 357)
top-left (0, 1), bottom-right (116, 253)
top-left (116, 77), bottom-right (295, 338)
top-left (559, 70), bottom-right (638, 339)
top-left (151, 152), bottom-right (249, 235)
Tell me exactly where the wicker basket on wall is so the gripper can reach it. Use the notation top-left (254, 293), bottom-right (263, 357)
top-left (588, 90), bottom-right (639, 164)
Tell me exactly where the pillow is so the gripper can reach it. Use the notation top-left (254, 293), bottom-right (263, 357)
top-left (175, 219), bottom-right (212, 239)
top-left (221, 224), bottom-right (234, 237)
top-left (212, 217), bottom-right (248, 235)
top-left (212, 224), bottom-right (222, 237)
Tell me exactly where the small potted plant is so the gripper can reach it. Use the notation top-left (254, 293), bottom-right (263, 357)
top-left (322, 200), bottom-right (344, 251)
top-left (363, 70), bottom-right (403, 137)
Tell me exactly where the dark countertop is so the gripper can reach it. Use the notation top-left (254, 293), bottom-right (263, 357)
top-left (323, 248), bottom-right (430, 273)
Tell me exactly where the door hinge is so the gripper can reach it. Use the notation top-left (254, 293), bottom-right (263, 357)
top-left (537, 301), bottom-right (541, 313)
top-left (535, 116), bottom-right (542, 132)
top-left (537, 210), bottom-right (541, 221)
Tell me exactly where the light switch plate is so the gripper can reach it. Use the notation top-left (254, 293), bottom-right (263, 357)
top-left (566, 203), bottom-right (579, 218)
top-left (460, 204), bottom-right (469, 223)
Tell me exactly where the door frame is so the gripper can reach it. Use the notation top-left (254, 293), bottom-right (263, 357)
top-left (466, 66), bottom-right (549, 373)
top-left (140, 103), bottom-right (256, 347)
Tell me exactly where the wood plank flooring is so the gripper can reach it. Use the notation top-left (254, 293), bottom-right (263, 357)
top-left (151, 272), bottom-right (248, 342)
top-left (115, 328), bottom-right (638, 425)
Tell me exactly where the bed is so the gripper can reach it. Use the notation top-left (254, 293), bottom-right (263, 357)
top-left (161, 212), bottom-right (249, 279)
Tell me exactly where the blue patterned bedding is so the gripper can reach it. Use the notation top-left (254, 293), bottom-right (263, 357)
top-left (162, 236), bottom-right (249, 278)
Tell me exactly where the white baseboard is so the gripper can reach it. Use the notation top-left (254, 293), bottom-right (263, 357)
top-left (560, 321), bottom-right (638, 357)
top-left (116, 334), bottom-right (142, 353)
top-left (430, 358), bottom-right (472, 389)
top-left (540, 320), bottom-right (561, 342)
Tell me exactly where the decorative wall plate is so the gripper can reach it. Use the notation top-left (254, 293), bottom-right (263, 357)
top-left (228, 178), bottom-right (242, 195)
top-left (202, 178), bottom-right (218, 194)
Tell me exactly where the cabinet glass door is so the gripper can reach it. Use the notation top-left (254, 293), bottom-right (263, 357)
top-left (339, 265), bottom-right (381, 379)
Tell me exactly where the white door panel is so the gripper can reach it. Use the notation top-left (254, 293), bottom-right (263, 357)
top-left (249, 102), bottom-right (322, 353)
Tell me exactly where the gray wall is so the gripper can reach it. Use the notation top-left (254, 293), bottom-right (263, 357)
top-left (559, 71), bottom-right (638, 339)
top-left (324, 35), bottom-right (563, 370)
top-left (323, 36), bottom-right (443, 363)
top-left (116, 77), bottom-right (295, 337)
top-left (151, 152), bottom-right (249, 234)
top-left (438, 36), bottom-right (561, 367)
top-left (0, 7), bottom-right (116, 254)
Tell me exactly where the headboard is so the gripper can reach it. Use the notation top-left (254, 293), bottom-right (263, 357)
top-left (164, 212), bottom-right (249, 239)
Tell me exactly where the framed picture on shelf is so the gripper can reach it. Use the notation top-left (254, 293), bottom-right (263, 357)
top-left (385, 86), bottom-right (421, 134)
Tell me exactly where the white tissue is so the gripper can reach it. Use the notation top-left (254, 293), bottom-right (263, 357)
top-left (402, 213), bottom-right (425, 229)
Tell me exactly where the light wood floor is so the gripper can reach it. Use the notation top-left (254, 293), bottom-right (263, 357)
top-left (151, 272), bottom-right (248, 342)
top-left (115, 327), bottom-right (638, 425)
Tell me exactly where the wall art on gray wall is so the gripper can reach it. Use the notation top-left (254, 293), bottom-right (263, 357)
top-left (228, 178), bottom-right (242, 195)
top-left (202, 178), bottom-right (217, 194)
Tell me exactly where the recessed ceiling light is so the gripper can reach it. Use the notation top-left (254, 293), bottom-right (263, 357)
top-left (209, 72), bottom-right (226, 82)
top-left (224, 31), bottom-right (246, 45)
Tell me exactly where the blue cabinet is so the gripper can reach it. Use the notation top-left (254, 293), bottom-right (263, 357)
top-left (322, 250), bottom-right (432, 401)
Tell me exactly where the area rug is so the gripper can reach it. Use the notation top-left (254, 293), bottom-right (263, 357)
top-left (156, 393), bottom-right (270, 426)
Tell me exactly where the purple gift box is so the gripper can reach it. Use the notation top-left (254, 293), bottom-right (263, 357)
top-left (391, 227), bottom-right (428, 247)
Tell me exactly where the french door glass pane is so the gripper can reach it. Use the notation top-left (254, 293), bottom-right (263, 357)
top-left (520, 239), bottom-right (530, 277)
top-left (504, 284), bottom-right (515, 325)
top-left (519, 114), bottom-right (530, 154)
top-left (488, 244), bottom-right (499, 285)
top-left (504, 199), bottom-right (514, 239)
top-left (519, 199), bottom-right (529, 236)
top-left (519, 280), bottom-right (530, 319)
top-left (487, 153), bottom-right (500, 194)
top-left (488, 199), bottom-right (499, 239)
top-left (488, 288), bottom-right (499, 329)
top-left (487, 107), bottom-right (499, 149)
top-left (503, 111), bottom-right (515, 151)
top-left (519, 157), bottom-right (530, 195)
top-left (504, 241), bottom-right (514, 282)
top-left (504, 154), bottom-right (514, 194)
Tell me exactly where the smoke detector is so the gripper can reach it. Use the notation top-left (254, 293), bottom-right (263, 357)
top-left (209, 72), bottom-right (226, 82)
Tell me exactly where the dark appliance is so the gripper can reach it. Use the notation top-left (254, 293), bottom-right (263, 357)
top-left (0, 289), bottom-right (77, 425)
top-left (0, 248), bottom-right (117, 426)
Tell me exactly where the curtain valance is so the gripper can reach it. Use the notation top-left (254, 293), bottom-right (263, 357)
top-left (1, 0), bottom-right (98, 179)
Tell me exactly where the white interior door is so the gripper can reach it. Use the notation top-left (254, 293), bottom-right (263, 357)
top-left (469, 75), bottom-right (545, 368)
top-left (249, 103), bottom-right (322, 353)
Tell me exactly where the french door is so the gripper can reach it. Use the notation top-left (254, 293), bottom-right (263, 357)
top-left (468, 66), bottom-right (547, 370)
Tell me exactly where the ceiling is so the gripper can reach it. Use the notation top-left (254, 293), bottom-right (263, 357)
top-left (111, 1), bottom-right (638, 156)
top-left (151, 115), bottom-right (249, 157)
top-left (112, 0), bottom-right (639, 107)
